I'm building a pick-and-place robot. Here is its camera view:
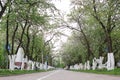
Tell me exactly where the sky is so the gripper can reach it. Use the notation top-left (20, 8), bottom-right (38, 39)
top-left (51, 0), bottom-right (72, 54)
top-left (53, 0), bottom-right (71, 14)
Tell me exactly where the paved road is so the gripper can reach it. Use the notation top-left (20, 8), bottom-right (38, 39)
top-left (0, 70), bottom-right (120, 80)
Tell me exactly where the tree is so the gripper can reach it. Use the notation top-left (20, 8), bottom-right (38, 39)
top-left (0, 0), bottom-right (57, 69)
top-left (64, 0), bottom-right (120, 70)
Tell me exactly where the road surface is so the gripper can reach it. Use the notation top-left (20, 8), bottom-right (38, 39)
top-left (0, 70), bottom-right (120, 80)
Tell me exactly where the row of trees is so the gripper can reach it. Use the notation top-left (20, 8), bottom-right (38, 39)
top-left (0, 0), bottom-right (58, 69)
top-left (61, 0), bottom-right (120, 69)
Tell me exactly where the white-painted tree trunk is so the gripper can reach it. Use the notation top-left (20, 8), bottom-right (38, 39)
top-left (70, 65), bottom-right (74, 69)
top-left (24, 56), bottom-right (28, 70)
top-left (44, 61), bottom-right (48, 70)
top-left (74, 64), bottom-right (79, 70)
top-left (86, 60), bottom-right (90, 70)
top-left (80, 63), bottom-right (84, 70)
top-left (40, 63), bottom-right (43, 70)
top-left (98, 56), bottom-right (104, 69)
top-left (107, 53), bottom-right (115, 70)
top-left (21, 59), bottom-right (25, 70)
top-left (24, 56), bottom-right (28, 63)
top-left (92, 58), bottom-right (97, 70)
top-left (36, 62), bottom-right (40, 68)
top-left (110, 53), bottom-right (115, 69)
top-left (27, 60), bottom-right (32, 70)
top-left (84, 62), bottom-right (87, 70)
top-left (32, 61), bottom-right (35, 70)
top-left (79, 63), bottom-right (83, 70)
top-left (15, 47), bottom-right (25, 69)
top-left (48, 66), bottom-right (54, 69)
top-left (15, 47), bottom-right (24, 62)
top-left (8, 55), bottom-right (16, 70)
top-left (38, 63), bottom-right (41, 69)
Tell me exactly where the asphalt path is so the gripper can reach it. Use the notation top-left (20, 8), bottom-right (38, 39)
top-left (0, 70), bottom-right (120, 80)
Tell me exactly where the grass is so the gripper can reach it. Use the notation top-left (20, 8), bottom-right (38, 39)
top-left (71, 68), bottom-right (120, 75)
top-left (0, 69), bottom-right (53, 77)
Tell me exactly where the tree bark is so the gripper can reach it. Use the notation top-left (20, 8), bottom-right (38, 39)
top-left (15, 20), bottom-right (28, 55)
top-left (6, 6), bottom-right (10, 55)
top-left (11, 23), bottom-right (19, 54)
top-left (25, 25), bottom-right (31, 59)
top-left (77, 19), bottom-right (94, 60)
top-left (0, 1), bottom-right (7, 19)
top-left (31, 35), bottom-right (35, 59)
top-left (92, 0), bottom-right (115, 70)
top-left (92, 0), bottom-right (113, 53)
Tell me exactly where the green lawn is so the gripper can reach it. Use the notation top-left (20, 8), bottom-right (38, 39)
top-left (0, 69), bottom-right (52, 77)
top-left (71, 68), bottom-right (120, 75)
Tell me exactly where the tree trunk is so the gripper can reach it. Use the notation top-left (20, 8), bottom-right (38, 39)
top-left (32, 61), bottom-right (35, 70)
top-left (15, 20), bottom-right (28, 55)
top-left (0, 1), bottom-right (7, 19)
top-left (79, 25), bottom-right (94, 60)
top-left (6, 6), bottom-right (10, 55)
top-left (92, 0), bottom-right (115, 70)
top-left (8, 55), bottom-right (16, 70)
top-left (31, 35), bottom-right (35, 58)
top-left (25, 25), bottom-right (31, 59)
top-left (106, 32), bottom-right (113, 53)
top-left (11, 23), bottom-right (19, 54)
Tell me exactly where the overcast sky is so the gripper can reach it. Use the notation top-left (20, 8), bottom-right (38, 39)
top-left (53, 0), bottom-right (71, 14)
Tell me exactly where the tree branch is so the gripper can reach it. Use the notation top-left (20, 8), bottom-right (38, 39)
top-left (110, 22), bottom-right (116, 31)
top-left (92, 0), bottom-right (106, 32)
top-left (66, 25), bottom-right (80, 32)
top-left (0, 1), bottom-right (3, 8)
top-left (45, 33), bottom-right (56, 46)
top-left (0, 2), bottom-right (7, 19)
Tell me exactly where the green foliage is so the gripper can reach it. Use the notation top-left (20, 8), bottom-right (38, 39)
top-left (61, 34), bottom-right (88, 66)
top-left (62, 0), bottom-right (120, 66)
top-left (0, 49), bottom-right (8, 69)
top-left (0, 0), bottom-right (57, 69)
top-left (0, 27), bottom-right (7, 68)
